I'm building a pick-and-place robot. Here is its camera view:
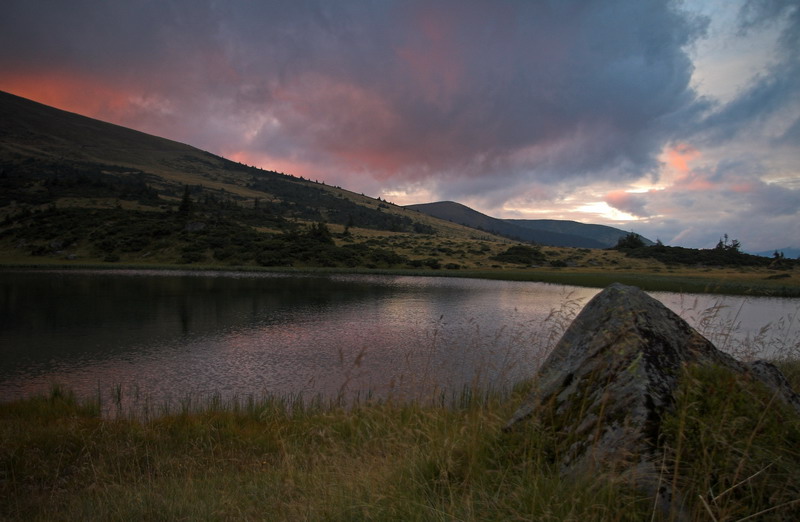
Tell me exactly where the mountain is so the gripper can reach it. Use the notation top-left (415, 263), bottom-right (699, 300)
top-left (0, 90), bottom-right (463, 236)
top-left (406, 201), bottom-right (604, 247)
top-left (506, 219), bottom-right (654, 248)
top-left (406, 201), bottom-right (651, 248)
top-left (0, 90), bottom-right (402, 226)
top-left (0, 91), bottom-right (494, 267)
top-left (752, 247), bottom-right (800, 259)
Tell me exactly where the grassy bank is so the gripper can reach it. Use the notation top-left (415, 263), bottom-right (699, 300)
top-left (3, 361), bottom-right (800, 521)
top-left (446, 268), bottom-right (800, 297)
top-left (1, 260), bottom-right (798, 297)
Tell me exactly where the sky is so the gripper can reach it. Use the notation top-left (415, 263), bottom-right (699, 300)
top-left (1, 0), bottom-right (798, 252)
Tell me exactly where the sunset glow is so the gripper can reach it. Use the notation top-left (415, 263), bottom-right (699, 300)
top-left (1, 72), bottom-right (135, 121)
top-left (1, 0), bottom-right (797, 251)
top-left (665, 143), bottom-right (701, 174)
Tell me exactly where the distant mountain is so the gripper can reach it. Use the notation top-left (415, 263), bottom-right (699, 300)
top-left (506, 219), bottom-right (654, 248)
top-left (752, 247), bottom-right (800, 259)
top-left (406, 201), bottom-right (652, 248)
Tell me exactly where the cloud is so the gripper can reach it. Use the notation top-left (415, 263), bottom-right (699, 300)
top-left (0, 0), bottom-right (708, 184)
top-left (664, 143), bottom-right (701, 174)
top-left (0, 0), bottom-right (797, 250)
top-left (745, 181), bottom-right (800, 216)
top-left (603, 156), bottom-right (800, 250)
top-left (696, 0), bottom-right (799, 144)
top-left (605, 190), bottom-right (649, 218)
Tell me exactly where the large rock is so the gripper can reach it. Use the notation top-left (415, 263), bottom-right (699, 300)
top-left (505, 283), bottom-right (800, 508)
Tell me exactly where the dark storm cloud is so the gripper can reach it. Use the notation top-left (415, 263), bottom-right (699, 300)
top-left (1, 1), bottom-right (172, 72)
top-left (5, 0), bottom-right (795, 250)
top-left (0, 0), bottom-right (709, 189)
top-left (697, 0), bottom-right (799, 145)
top-left (746, 182), bottom-right (800, 217)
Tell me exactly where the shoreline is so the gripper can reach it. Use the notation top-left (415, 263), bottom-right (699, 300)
top-left (2, 260), bottom-right (798, 297)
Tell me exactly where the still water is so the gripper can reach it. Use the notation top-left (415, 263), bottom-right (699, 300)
top-left (1, 269), bottom-right (798, 411)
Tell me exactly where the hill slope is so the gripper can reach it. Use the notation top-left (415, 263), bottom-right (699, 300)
top-left (406, 201), bottom-right (650, 248)
top-left (0, 91), bottom-right (505, 267)
top-left (506, 219), bottom-right (654, 248)
top-left (0, 90), bottom-right (418, 230)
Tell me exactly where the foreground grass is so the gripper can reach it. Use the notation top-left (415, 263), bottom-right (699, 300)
top-left (0, 385), bottom-right (650, 521)
top-left (661, 362), bottom-right (800, 519)
top-left (3, 363), bottom-right (800, 521)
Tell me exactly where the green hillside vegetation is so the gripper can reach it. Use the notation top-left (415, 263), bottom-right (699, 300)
top-left (614, 232), bottom-right (798, 270)
top-left (491, 244), bottom-right (547, 266)
top-left (0, 90), bottom-right (499, 269)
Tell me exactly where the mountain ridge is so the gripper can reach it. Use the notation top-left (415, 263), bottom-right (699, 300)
top-left (1, 90), bottom-right (486, 236)
top-left (751, 247), bottom-right (800, 259)
top-left (406, 201), bottom-right (652, 249)
top-left (1, 90), bottom-right (519, 268)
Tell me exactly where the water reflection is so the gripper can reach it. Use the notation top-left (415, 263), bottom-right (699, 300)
top-left (1, 269), bottom-right (798, 411)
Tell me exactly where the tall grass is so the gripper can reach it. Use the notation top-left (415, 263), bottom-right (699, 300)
top-left (660, 364), bottom-right (800, 520)
top-left (672, 296), bottom-right (800, 362)
top-left (0, 381), bottom-right (657, 521)
top-left (2, 303), bottom-right (800, 520)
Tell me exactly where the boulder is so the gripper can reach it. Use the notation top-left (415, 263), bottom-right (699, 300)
top-left (505, 283), bottom-right (800, 511)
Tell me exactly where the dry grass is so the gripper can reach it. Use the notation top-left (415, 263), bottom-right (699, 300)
top-left (3, 364), bottom-right (798, 521)
top-left (2, 302), bottom-right (800, 521)
top-left (661, 364), bottom-right (800, 520)
top-left (0, 383), bottom-right (656, 521)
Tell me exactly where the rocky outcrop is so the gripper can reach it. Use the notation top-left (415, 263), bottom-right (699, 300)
top-left (505, 283), bottom-right (800, 511)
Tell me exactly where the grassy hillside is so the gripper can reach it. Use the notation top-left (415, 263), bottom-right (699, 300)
top-left (0, 90), bottom-right (411, 222)
top-left (0, 91), bottom-right (508, 267)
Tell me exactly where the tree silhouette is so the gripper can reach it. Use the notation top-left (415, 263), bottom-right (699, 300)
top-left (614, 232), bottom-right (646, 250)
top-left (178, 185), bottom-right (194, 217)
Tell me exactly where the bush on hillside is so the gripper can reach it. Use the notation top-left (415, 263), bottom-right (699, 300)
top-left (491, 245), bottom-right (546, 266)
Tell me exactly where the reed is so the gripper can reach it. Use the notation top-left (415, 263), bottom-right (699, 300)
top-left (660, 364), bottom-right (800, 520)
top-left (2, 306), bottom-right (799, 520)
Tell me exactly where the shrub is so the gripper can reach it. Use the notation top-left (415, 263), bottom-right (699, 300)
top-left (613, 232), bottom-right (646, 250)
top-left (491, 245), bottom-right (546, 265)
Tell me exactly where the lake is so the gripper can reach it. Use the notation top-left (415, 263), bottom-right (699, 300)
top-left (1, 269), bottom-right (798, 413)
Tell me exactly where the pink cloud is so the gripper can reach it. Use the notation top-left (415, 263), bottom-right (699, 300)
top-left (661, 143), bottom-right (721, 192)
top-left (730, 181), bottom-right (757, 193)
top-left (395, 6), bottom-right (464, 109)
top-left (665, 142), bottom-right (700, 173)
top-left (605, 190), bottom-right (649, 217)
top-left (674, 172), bottom-right (717, 191)
top-left (0, 72), bottom-right (138, 122)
